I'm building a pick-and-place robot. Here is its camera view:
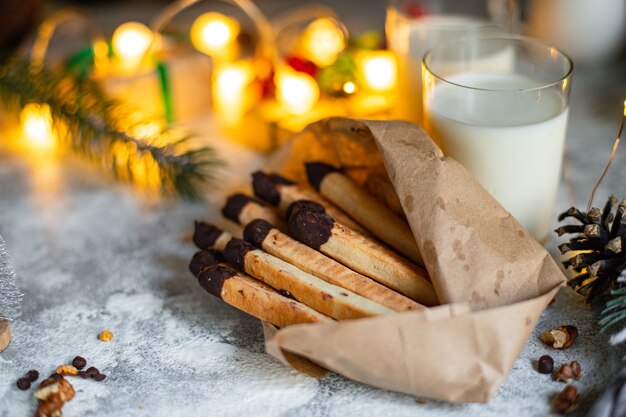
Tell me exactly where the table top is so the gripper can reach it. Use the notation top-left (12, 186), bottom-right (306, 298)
top-left (2, 2), bottom-right (626, 415)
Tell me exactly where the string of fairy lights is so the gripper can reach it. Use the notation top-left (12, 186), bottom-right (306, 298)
top-left (18, 0), bottom-right (398, 152)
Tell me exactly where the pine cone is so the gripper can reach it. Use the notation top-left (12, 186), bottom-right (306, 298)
top-left (556, 195), bottom-right (626, 302)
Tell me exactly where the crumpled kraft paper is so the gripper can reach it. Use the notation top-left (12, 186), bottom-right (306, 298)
top-left (263, 118), bottom-right (566, 403)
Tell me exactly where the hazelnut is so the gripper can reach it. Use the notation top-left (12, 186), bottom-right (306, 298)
top-left (537, 355), bottom-right (554, 374)
top-left (553, 385), bottom-right (579, 414)
top-left (540, 325), bottom-right (578, 349)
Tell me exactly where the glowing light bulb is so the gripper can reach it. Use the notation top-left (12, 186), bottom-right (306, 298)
top-left (191, 12), bottom-right (240, 59)
top-left (342, 81), bottom-right (357, 94)
top-left (276, 69), bottom-right (319, 115)
top-left (20, 103), bottom-right (55, 150)
top-left (359, 51), bottom-right (397, 92)
top-left (112, 22), bottom-right (154, 70)
top-left (301, 18), bottom-right (346, 67)
top-left (213, 61), bottom-right (255, 123)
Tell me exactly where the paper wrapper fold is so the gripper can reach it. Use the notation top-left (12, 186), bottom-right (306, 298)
top-left (263, 118), bottom-right (566, 403)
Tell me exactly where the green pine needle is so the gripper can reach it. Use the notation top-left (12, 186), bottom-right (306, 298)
top-left (0, 58), bottom-right (224, 200)
top-left (600, 288), bottom-right (626, 333)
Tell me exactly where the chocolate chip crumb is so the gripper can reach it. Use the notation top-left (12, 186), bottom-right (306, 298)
top-left (72, 356), bottom-right (87, 370)
top-left (16, 378), bottom-right (31, 390)
top-left (85, 367), bottom-right (99, 377)
top-left (537, 355), bottom-right (554, 374)
top-left (92, 373), bottom-right (106, 382)
top-left (26, 369), bottom-right (39, 382)
top-left (279, 289), bottom-right (296, 300)
top-left (77, 371), bottom-right (89, 379)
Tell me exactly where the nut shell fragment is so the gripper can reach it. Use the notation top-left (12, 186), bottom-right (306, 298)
top-left (540, 325), bottom-right (578, 349)
top-left (553, 385), bottom-right (579, 414)
top-left (98, 329), bottom-right (113, 342)
top-left (553, 361), bottom-right (582, 383)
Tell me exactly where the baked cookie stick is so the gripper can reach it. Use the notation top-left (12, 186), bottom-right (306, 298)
top-left (252, 171), bottom-right (368, 235)
top-left (306, 162), bottom-right (424, 267)
top-left (222, 194), bottom-right (287, 232)
top-left (287, 203), bottom-right (438, 306)
top-left (189, 250), bottom-right (332, 326)
top-left (193, 222), bottom-right (396, 319)
top-left (244, 219), bottom-right (423, 312)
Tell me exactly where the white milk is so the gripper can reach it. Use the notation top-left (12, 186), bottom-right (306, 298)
top-left (424, 72), bottom-right (569, 243)
top-left (386, 11), bottom-right (506, 124)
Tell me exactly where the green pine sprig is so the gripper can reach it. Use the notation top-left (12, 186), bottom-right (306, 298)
top-left (600, 287), bottom-right (626, 332)
top-left (0, 58), bottom-right (224, 200)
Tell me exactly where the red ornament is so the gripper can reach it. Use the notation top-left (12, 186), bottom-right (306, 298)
top-left (404, 3), bottom-right (428, 18)
top-left (286, 56), bottom-right (318, 78)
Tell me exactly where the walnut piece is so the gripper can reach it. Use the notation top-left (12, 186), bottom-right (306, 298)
top-left (553, 361), bottom-right (582, 383)
top-left (34, 377), bottom-right (75, 417)
top-left (55, 365), bottom-right (78, 377)
top-left (540, 325), bottom-right (578, 349)
top-left (553, 385), bottom-right (579, 414)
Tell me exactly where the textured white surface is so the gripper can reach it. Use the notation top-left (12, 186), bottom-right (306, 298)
top-left (1, 46), bottom-right (626, 417)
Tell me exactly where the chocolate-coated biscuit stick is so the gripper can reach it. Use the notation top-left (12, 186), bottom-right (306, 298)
top-left (222, 194), bottom-right (287, 232)
top-left (252, 171), bottom-right (368, 235)
top-left (306, 162), bottom-right (424, 267)
top-left (193, 222), bottom-right (396, 319)
top-left (189, 251), bottom-right (332, 326)
top-left (287, 203), bottom-right (438, 306)
top-left (244, 219), bottom-right (423, 312)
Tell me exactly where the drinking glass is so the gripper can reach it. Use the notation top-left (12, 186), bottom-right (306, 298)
top-left (386, 0), bottom-right (517, 124)
top-left (422, 36), bottom-right (573, 243)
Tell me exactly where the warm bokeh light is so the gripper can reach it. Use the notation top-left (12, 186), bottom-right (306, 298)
top-left (213, 61), bottom-right (255, 123)
top-left (342, 81), bottom-right (357, 94)
top-left (301, 18), bottom-right (346, 67)
top-left (359, 51), bottom-right (397, 92)
top-left (20, 103), bottom-right (56, 150)
top-left (623, 99), bottom-right (626, 116)
top-left (112, 22), bottom-right (154, 69)
top-left (276, 68), bottom-right (320, 115)
top-left (191, 12), bottom-right (240, 59)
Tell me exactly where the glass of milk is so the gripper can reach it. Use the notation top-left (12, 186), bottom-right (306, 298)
top-left (422, 36), bottom-right (573, 243)
top-left (386, 0), bottom-right (517, 124)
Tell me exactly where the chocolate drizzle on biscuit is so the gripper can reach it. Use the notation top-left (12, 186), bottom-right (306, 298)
top-left (244, 219), bottom-right (274, 248)
top-left (285, 200), bottom-right (326, 220)
top-left (288, 206), bottom-right (334, 250)
top-left (189, 250), bottom-right (221, 276)
top-left (193, 221), bottom-right (224, 249)
top-left (305, 162), bottom-right (339, 191)
top-left (222, 194), bottom-right (263, 222)
top-left (196, 266), bottom-right (235, 299)
top-left (252, 171), bottom-right (294, 206)
top-left (224, 238), bottom-right (256, 270)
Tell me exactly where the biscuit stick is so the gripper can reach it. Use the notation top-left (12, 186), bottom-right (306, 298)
top-left (189, 250), bottom-right (332, 326)
top-left (306, 162), bottom-right (424, 267)
top-left (193, 222), bottom-right (396, 319)
top-left (287, 203), bottom-right (438, 306)
top-left (252, 171), bottom-right (368, 235)
top-left (222, 194), bottom-right (287, 232)
top-left (244, 219), bottom-right (423, 312)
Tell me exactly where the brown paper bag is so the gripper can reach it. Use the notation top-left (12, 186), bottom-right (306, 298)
top-left (263, 118), bottom-right (565, 403)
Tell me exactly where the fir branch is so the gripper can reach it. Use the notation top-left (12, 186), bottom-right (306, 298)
top-left (601, 288), bottom-right (626, 333)
top-left (0, 59), bottom-right (224, 200)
